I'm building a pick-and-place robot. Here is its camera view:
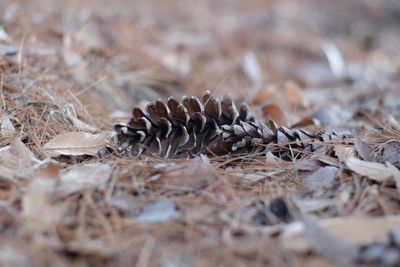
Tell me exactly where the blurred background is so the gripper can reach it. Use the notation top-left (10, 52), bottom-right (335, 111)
top-left (1, 0), bottom-right (399, 127)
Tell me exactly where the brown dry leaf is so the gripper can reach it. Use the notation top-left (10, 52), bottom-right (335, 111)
top-left (382, 141), bottom-right (400, 166)
top-left (236, 172), bottom-right (268, 182)
top-left (281, 216), bottom-right (400, 253)
top-left (146, 46), bottom-right (192, 77)
top-left (22, 178), bottom-right (66, 229)
top-left (63, 239), bottom-right (116, 258)
top-left (283, 81), bottom-right (308, 109)
top-left (345, 157), bottom-right (400, 182)
top-left (297, 198), bottom-right (336, 213)
top-left (334, 146), bottom-right (356, 163)
top-left (241, 51), bottom-right (263, 93)
top-left (31, 163), bottom-right (60, 181)
top-left (74, 20), bottom-right (112, 52)
top-left (43, 131), bottom-right (107, 157)
top-left (0, 138), bottom-right (45, 183)
top-left (58, 163), bottom-right (112, 196)
top-left (233, 168), bottom-right (286, 182)
top-left (291, 117), bottom-right (318, 128)
top-left (0, 115), bottom-right (16, 137)
top-left (303, 219), bottom-right (359, 263)
top-left (312, 105), bottom-right (353, 126)
top-left (63, 105), bottom-right (98, 133)
top-left (134, 199), bottom-right (180, 223)
top-left (110, 193), bottom-right (140, 214)
top-left (354, 128), bottom-right (375, 161)
top-left (0, 246), bottom-right (29, 267)
top-left (148, 158), bottom-right (215, 195)
top-left (302, 166), bottom-right (338, 192)
top-left (251, 87), bottom-right (274, 106)
top-left (261, 103), bottom-right (286, 125)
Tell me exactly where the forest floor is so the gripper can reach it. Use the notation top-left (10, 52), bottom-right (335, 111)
top-left (0, 0), bottom-right (400, 266)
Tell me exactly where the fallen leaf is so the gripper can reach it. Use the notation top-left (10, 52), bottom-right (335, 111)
top-left (281, 216), bottom-right (400, 253)
top-left (313, 105), bottom-right (353, 126)
top-left (290, 117), bottom-right (318, 128)
top-left (43, 131), bottom-right (107, 157)
top-left (0, 138), bottom-right (45, 183)
top-left (241, 51), bottom-right (263, 93)
top-left (230, 166), bottom-right (285, 182)
top-left (236, 172), bottom-right (267, 182)
top-left (62, 48), bottom-right (84, 67)
top-left (148, 158), bottom-right (215, 195)
top-left (354, 128), bottom-right (375, 161)
top-left (110, 193), bottom-right (140, 214)
top-left (58, 163), bottom-right (112, 196)
top-left (297, 198), bottom-right (336, 213)
top-left (302, 166), bottom-right (338, 191)
top-left (251, 87), bottom-right (274, 106)
top-left (75, 20), bottom-right (112, 51)
top-left (295, 60), bottom-right (336, 86)
top-left (0, 246), bottom-right (29, 267)
top-left (265, 151), bottom-right (282, 163)
top-left (0, 44), bottom-right (18, 56)
top-left (0, 27), bottom-right (9, 41)
top-left (334, 146), bottom-right (356, 163)
top-left (63, 104), bottom-right (98, 133)
top-left (283, 81), bottom-right (308, 109)
top-left (261, 103), bottom-right (285, 125)
top-left (22, 178), bottom-right (66, 229)
top-left (345, 157), bottom-right (400, 182)
top-left (32, 163), bottom-right (60, 180)
top-left (382, 141), bottom-right (400, 166)
top-left (303, 219), bottom-right (359, 263)
top-left (315, 156), bottom-right (340, 167)
top-left (134, 199), bottom-right (180, 223)
top-left (0, 115), bottom-right (16, 137)
top-left (321, 42), bottom-right (346, 79)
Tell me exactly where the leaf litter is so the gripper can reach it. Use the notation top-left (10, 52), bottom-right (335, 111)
top-left (43, 131), bottom-right (108, 157)
top-left (0, 0), bottom-right (400, 266)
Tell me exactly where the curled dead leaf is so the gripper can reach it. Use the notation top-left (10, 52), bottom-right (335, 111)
top-left (43, 131), bottom-right (107, 157)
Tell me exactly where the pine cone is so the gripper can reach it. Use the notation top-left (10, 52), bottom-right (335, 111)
top-left (114, 91), bottom-right (352, 158)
